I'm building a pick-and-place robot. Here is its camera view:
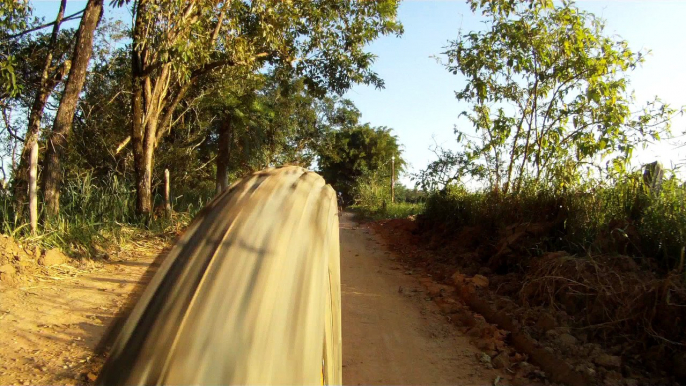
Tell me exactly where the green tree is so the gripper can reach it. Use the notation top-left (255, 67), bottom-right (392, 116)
top-left (259, 74), bottom-right (323, 169)
top-left (0, 26), bottom-right (76, 187)
top-left (42, 0), bottom-right (105, 215)
top-left (68, 44), bottom-right (131, 180)
top-left (206, 71), bottom-right (272, 193)
top-left (13, 0), bottom-right (71, 214)
top-left (318, 108), bottom-right (405, 202)
top-left (423, 0), bottom-right (679, 193)
top-left (113, 0), bottom-right (402, 215)
top-left (188, 69), bottom-right (324, 194)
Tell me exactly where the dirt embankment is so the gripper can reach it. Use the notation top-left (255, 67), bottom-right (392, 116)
top-left (0, 233), bottom-right (169, 385)
top-left (371, 216), bottom-right (686, 386)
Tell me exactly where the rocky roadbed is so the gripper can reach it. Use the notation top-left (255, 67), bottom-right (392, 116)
top-left (370, 217), bottom-right (684, 386)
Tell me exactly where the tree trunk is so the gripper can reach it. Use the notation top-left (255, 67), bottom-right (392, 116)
top-left (515, 125), bottom-right (533, 194)
top-left (14, 0), bottom-right (67, 215)
top-left (29, 141), bottom-right (38, 235)
top-left (131, 65), bottom-right (168, 214)
top-left (130, 0), bottom-right (174, 215)
top-left (132, 110), bottom-right (159, 215)
top-left (215, 119), bottom-right (232, 195)
top-left (16, 83), bottom-right (54, 211)
top-left (390, 156), bottom-right (395, 203)
top-left (131, 88), bottom-right (147, 214)
top-left (128, 0), bottom-right (245, 214)
top-left (503, 121), bottom-right (523, 194)
top-left (42, 0), bottom-right (104, 216)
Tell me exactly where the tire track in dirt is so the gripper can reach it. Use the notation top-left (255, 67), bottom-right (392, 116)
top-left (340, 212), bottom-right (505, 385)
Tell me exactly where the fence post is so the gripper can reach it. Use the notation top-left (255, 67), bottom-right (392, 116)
top-left (164, 168), bottom-right (171, 215)
top-left (643, 161), bottom-right (664, 196)
top-left (391, 156), bottom-right (395, 203)
top-left (29, 141), bottom-right (38, 235)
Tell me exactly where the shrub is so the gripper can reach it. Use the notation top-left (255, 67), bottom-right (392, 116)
top-left (422, 173), bottom-right (686, 271)
top-left (351, 170), bottom-right (424, 220)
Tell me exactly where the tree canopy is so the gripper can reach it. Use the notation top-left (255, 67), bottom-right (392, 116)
top-left (318, 99), bottom-right (405, 202)
top-left (419, 0), bottom-right (680, 192)
top-left (0, 0), bottom-right (33, 97)
top-left (110, 0), bottom-right (403, 213)
top-left (0, 0), bottom-right (406, 226)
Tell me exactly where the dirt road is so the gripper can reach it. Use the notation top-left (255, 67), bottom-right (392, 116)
top-left (0, 213), bottom-right (503, 385)
top-left (340, 213), bottom-right (503, 385)
top-left (0, 236), bottom-right (167, 385)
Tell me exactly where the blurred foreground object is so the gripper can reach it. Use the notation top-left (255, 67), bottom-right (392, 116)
top-left (97, 166), bottom-right (341, 385)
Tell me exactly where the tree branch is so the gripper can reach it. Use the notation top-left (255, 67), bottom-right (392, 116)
top-left (211, 1), bottom-right (230, 44)
top-left (155, 81), bottom-right (194, 144)
top-left (3, 9), bottom-right (85, 41)
top-left (115, 136), bottom-right (131, 154)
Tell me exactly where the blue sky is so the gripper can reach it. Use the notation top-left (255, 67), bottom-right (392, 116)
top-left (343, 1), bottom-right (686, 185)
top-left (31, 1), bottom-right (686, 185)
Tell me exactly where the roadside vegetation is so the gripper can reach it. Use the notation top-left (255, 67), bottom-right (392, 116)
top-left (403, 0), bottom-right (686, 382)
top-left (350, 171), bottom-right (425, 220)
top-left (0, 0), bottom-right (404, 255)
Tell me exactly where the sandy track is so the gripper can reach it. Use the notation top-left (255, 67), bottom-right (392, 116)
top-left (340, 212), bottom-right (504, 385)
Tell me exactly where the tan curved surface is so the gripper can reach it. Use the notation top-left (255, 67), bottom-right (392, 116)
top-left (97, 166), bottom-right (341, 385)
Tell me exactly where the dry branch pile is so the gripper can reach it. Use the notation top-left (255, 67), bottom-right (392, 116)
top-left (521, 252), bottom-right (686, 374)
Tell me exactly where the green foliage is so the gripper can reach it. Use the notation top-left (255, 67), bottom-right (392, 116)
top-left (417, 0), bottom-right (686, 286)
top-left (423, 0), bottom-right (680, 193)
top-left (119, 0), bottom-right (403, 107)
top-left (353, 174), bottom-right (425, 209)
top-left (625, 176), bottom-right (686, 267)
top-left (319, 124), bottom-right (404, 202)
top-left (353, 201), bottom-right (424, 221)
top-left (351, 168), bottom-right (424, 220)
top-left (114, 0), bottom-right (403, 214)
top-left (210, 72), bottom-right (324, 170)
top-left (394, 184), bottom-right (426, 204)
top-left (423, 173), bottom-right (686, 270)
top-left (466, 0), bottom-right (553, 18)
top-left (0, 171), bottom-right (209, 257)
top-left (351, 169), bottom-right (391, 210)
top-left (318, 100), bottom-right (405, 201)
top-left (0, 0), bottom-right (33, 97)
top-left (0, 0), bottom-right (404, 254)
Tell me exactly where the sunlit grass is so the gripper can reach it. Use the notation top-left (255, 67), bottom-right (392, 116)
top-left (422, 173), bottom-right (686, 271)
top-left (0, 171), bottom-right (213, 258)
top-left (351, 202), bottom-right (424, 220)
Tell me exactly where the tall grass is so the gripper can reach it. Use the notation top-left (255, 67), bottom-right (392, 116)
top-left (422, 173), bottom-right (686, 271)
top-left (350, 170), bottom-right (424, 220)
top-left (352, 201), bottom-right (425, 220)
top-left (0, 172), bottom-right (215, 258)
